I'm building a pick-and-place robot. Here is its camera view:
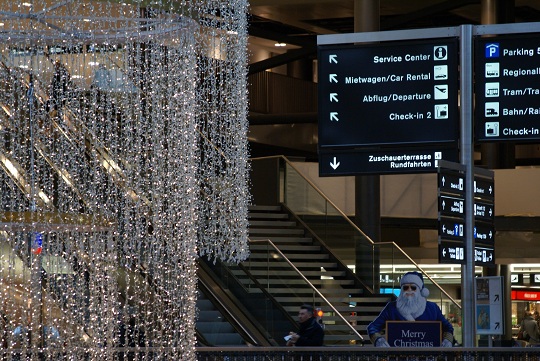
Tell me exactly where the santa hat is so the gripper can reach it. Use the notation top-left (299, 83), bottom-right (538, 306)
top-left (401, 271), bottom-right (430, 298)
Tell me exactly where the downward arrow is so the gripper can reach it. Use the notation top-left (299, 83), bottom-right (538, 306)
top-left (330, 157), bottom-right (340, 170)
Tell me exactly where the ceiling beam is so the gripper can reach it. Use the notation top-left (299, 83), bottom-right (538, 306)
top-left (381, 0), bottom-right (479, 30)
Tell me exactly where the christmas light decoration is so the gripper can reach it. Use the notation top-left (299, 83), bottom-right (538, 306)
top-left (0, 1), bottom-right (250, 359)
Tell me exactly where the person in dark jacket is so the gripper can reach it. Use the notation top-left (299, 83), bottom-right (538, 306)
top-left (286, 304), bottom-right (324, 346)
top-left (47, 59), bottom-right (72, 113)
top-left (520, 312), bottom-right (540, 346)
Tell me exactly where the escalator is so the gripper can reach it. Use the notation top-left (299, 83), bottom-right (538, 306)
top-left (197, 261), bottom-right (277, 346)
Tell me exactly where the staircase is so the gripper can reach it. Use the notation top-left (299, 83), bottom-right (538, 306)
top-left (238, 204), bottom-right (392, 345)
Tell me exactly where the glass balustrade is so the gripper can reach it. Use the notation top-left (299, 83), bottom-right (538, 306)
top-left (252, 155), bottom-right (462, 345)
top-left (203, 239), bottom-right (365, 346)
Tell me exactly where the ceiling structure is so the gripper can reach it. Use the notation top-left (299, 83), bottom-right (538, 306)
top-left (245, 0), bottom-right (540, 264)
top-left (246, 0), bottom-right (540, 165)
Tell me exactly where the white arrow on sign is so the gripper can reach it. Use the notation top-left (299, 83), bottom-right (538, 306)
top-left (442, 224), bottom-right (446, 233)
top-left (442, 248), bottom-right (447, 257)
top-left (489, 185), bottom-right (493, 194)
top-left (330, 112), bottom-right (339, 121)
top-left (330, 93), bottom-right (339, 102)
top-left (441, 176), bottom-right (446, 186)
top-left (442, 200), bottom-right (446, 210)
top-left (329, 74), bottom-right (338, 83)
top-left (330, 157), bottom-right (340, 170)
top-left (329, 54), bottom-right (338, 64)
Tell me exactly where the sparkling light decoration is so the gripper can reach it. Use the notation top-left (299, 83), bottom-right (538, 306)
top-left (0, 1), bottom-right (250, 360)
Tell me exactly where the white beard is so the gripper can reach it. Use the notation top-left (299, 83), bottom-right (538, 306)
top-left (396, 291), bottom-right (427, 321)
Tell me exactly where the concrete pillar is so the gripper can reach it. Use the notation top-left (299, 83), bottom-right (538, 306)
top-left (353, 0), bottom-right (381, 291)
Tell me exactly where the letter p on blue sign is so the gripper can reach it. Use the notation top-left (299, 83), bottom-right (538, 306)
top-left (485, 43), bottom-right (499, 58)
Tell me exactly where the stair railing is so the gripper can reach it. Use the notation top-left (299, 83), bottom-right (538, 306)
top-left (251, 155), bottom-right (461, 311)
top-left (253, 239), bottom-right (364, 342)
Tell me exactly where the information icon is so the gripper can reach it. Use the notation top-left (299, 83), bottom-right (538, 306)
top-left (485, 82), bottom-right (499, 97)
top-left (433, 46), bottom-right (448, 60)
top-left (434, 85), bottom-right (448, 99)
top-left (485, 63), bottom-right (499, 78)
top-left (434, 65), bottom-right (448, 80)
top-left (435, 104), bottom-right (448, 119)
top-left (485, 122), bottom-right (499, 137)
top-left (485, 102), bottom-right (499, 117)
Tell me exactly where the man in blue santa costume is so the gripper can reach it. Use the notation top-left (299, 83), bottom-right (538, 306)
top-left (368, 271), bottom-right (454, 347)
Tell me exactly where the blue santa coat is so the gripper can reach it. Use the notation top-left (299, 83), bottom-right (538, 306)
top-left (367, 301), bottom-right (454, 337)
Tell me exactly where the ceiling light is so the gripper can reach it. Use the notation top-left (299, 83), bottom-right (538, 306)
top-left (274, 43), bottom-right (286, 47)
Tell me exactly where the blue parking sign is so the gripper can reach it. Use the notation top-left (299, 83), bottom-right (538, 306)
top-left (485, 43), bottom-right (499, 58)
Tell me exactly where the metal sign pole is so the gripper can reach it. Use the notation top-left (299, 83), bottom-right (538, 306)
top-left (460, 24), bottom-right (476, 347)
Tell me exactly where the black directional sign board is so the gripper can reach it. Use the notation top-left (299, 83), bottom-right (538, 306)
top-left (475, 34), bottom-right (540, 143)
top-left (475, 222), bottom-right (495, 245)
top-left (439, 241), bottom-right (495, 265)
top-left (439, 218), bottom-right (465, 241)
top-left (474, 201), bottom-right (495, 222)
top-left (475, 245), bottom-right (495, 265)
top-left (439, 195), bottom-right (465, 218)
top-left (318, 38), bottom-right (459, 151)
top-left (319, 144), bottom-right (458, 176)
top-left (439, 240), bottom-right (465, 264)
top-left (474, 177), bottom-right (495, 200)
top-left (438, 170), bottom-right (465, 196)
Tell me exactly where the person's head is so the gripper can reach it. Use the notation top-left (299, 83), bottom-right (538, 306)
top-left (298, 304), bottom-right (315, 323)
top-left (396, 271), bottom-right (430, 320)
top-left (400, 271), bottom-right (429, 299)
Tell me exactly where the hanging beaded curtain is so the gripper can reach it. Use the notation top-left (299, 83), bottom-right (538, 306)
top-left (196, 1), bottom-right (250, 263)
top-left (0, 1), bottom-right (249, 360)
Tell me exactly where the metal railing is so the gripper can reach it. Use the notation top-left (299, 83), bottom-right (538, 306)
top-left (250, 155), bottom-right (462, 342)
top-left (251, 239), bottom-right (364, 342)
top-left (252, 155), bottom-right (459, 304)
top-left (197, 346), bottom-right (538, 360)
top-left (4, 346), bottom-right (533, 360)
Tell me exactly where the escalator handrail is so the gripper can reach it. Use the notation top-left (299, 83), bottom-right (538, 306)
top-left (197, 262), bottom-right (274, 346)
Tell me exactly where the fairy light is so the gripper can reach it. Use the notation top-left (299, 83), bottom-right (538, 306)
top-left (0, 0), bottom-right (250, 360)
